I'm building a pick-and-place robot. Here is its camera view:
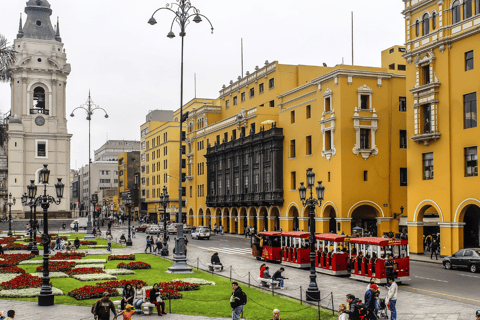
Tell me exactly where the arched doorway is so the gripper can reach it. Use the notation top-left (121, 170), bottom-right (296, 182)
top-left (223, 208), bottom-right (230, 233)
top-left (463, 205), bottom-right (480, 248)
top-left (421, 206), bottom-right (440, 241)
top-left (288, 205), bottom-right (300, 231)
top-left (231, 208), bottom-right (238, 234)
top-left (187, 208), bottom-right (194, 226)
top-left (324, 205), bottom-right (337, 233)
top-left (248, 207), bottom-right (257, 232)
top-left (216, 208), bottom-right (222, 230)
top-left (241, 208), bottom-right (247, 233)
top-left (351, 205), bottom-right (379, 237)
top-left (205, 208), bottom-right (211, 228)
top-left (259, 207), bottom-right (268, 231)
top-left (198, 208), bottom-right (204, 227)
top-left (270, 207), bottom-right (280, 231)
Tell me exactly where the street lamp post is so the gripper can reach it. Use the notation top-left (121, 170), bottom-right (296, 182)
top-left (159, 186), bottom-right (169, 256)
top-left (22, 185), bottom-right (40, 256)
top-left (70, 92), bottom-right (108, 240)
top-left (92, 192), bottom-right (99, 234)
top-left (125, 197), bottom-right (133, 247)
top-left (298, 168), bottom-right (325, 302)
top-left (7, 193), bottom-right (15, 236)
top-left (149, 0), bottom-right (213, 274)
top-left (28, 164), bottom-right (65, 306)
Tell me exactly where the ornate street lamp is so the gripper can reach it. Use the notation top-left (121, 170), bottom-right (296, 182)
top-left (124, 196), bottom-right (133, 247)
top-left (26, 181), bottom-right (40, 255)
top-left (70, 91), bottom-right (108, 240)
top-left (91, 192), bottom-right (100, 234)
top-left (148, 0), bottom-right (213, 273)
top-left (7, 193), bottom-right (15, 236)
top-left (160, 186), bottom-right (170, 256)
top-left (29, 164), bottom-right (65, 306)
top-left (298, 168), bottom-right (325, 302)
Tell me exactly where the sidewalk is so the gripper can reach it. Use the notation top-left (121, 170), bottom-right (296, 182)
top-left (409, 253), bottom-right (444, 265)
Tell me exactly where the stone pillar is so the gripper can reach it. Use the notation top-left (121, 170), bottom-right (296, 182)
top-left (267, 216), bottom-right (276, 231)
top-left (376, 217), bottom-right (393, 237)
top-left (222, 216), bottom-right (228, 231)
top-left (451, 222), bottom-right (465, 255)
top-left (279, 217), bottom-right (292, 231)
top-left (247, 216), bottom-right (255, 231)
top-left (407, 221), bottom-right (424, 254)
top-left (186, 214), bottom-right (194, 226)
top-left (257, 216), bottom-right (264, 232)
top-left (336, 218), bottom-right (352, 236)
top-left (315, 217), bottom-right (331, 234)
top-left (238, 215), bottom-right (245, 234)
top-left (439, 222), bottom-right (459, 256)
top-left (298, 217), bottom-right (309, 232)
top-left (211, 215), bottom-right (220, 228)
top-left (229, 215), bottom-right (236, 234)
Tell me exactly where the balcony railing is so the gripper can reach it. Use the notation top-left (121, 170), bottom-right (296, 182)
top-left (30, 108), bottom-right (49, 115)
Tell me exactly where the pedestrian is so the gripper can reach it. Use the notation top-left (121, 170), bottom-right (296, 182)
top-left (366, 279), bottom-right (379, 317)
top-left (93, 226), bottom-right (97, 236)
top-left (245, 226), bottom-right (249, 238)
top-left (60, 238), bottom-right (66, 251)
top-left (54, 236), bottom-right (60, 251)
top-left (118, 304), bottom-right (135, 320)
top-left (270, 308), bottom-right (282, 320)
top-left (92, 292), bottom-right (117, 320)
top-left (229, 282), bottom-right (245, 320)
top-left (384, 254), bottom-right (394, 283)
top-left (62, 222), bottom-right (66, 230)
top-left (343, 294), bottom-right (361, 320)
top-left (431, 240), bottom-right (439, 260)
top-left (120, 283), bottom-right (135, 311)
top-left (272, 267), bottom-right (288, 288)
top-left (145, 236), bottom-right (152, 253)
top-left (149, 283), bottom-right (167, 316)
top-left (0, 243), bottom-right (4, 255)
top-left (211, 252), bottom-right (223, 270)
top-left (74, 237), bottom-right (80, 251)
top-left (132, 225), bottom-right (136, 238)
top-left (133, 282), bottom-right (146, 314)
top-left (220, 225), bottom-right (224, 235)
top-left (364, 284), bottom-right (376, 320)
top-left (338, 304), bottom-right (348, 320)
top-left (107, 233), bottom-right (113, 252)
top-left (214, 223), bottom-right (218, 235)
top-left (154, 236), bottom-right (162, 254)
top-left (40, 219), bottom-right (43, 227)
top-left (260, 263), bottom-right (266, 278)
top-left (425, 234), bottom-right (432, 252)
top-left (386, 278), bottom-right (398, 320)
top-left (66, 241), bottom-right (73, 251)
top-left (5, 310), bottom-right (15, 320)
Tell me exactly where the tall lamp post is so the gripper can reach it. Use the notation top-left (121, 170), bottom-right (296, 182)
top-left (70, 92), bottom-right (108, 240)
top-left (22, 185), bottom-right (40, 255)
top-left (298, 168), bottom-right (325, 302)
top-left (7, 193), bottom-right (15, 236)
top-left (149, 0), bottom-right (213, 274)
top-left (92, 192), bottom-right (99, 234)
top-left (159, 186), bottom-right (170, 256)
top-left (28, 164), bottom-right (65, 306)
top-left (124, 196), bottom-right (133, 247)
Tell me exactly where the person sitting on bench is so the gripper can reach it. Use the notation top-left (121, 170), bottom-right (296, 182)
top-left (120, 234), bottom-right (126, 243)
top-left (211, 252), bottom-right (223, 270)
top-left (272, 267), bottom-right (288, 288)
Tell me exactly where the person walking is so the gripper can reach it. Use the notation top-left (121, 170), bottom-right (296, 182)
top-left (107, 233), bottom-right (113, 252)
top-left (145, 236), bottom-right (152, 253)
top-left (92, 292), bottom-right (117, 320)
top-left (384, 255), bottom-right (395, 282)
top-left (54, 236), bottom-right (60, 251)
top-left (118, 304), bottom-right (135, 320)
top-left (214, 223), bottom-right (218, 235)
top-left (343, 294), bottom-right (361, 320)
top-left (229, 282), bottom-right (245, 320)
top-left (74, 237), bottom-right (80, 251)
top-left (272, 267), bottom-right (288, 288)
top-left (154, 235), bottom-right (162, 254)
top-left (132, 225), bottom-right (136, 238)
top-left (364, 285), bottom-right (376, 320)
top-left (386, 278), bottom-right (398, 320)
top-left (245, 226), bottom-right (249, 239)
top-left (431, 240), bottom-right (439, 260)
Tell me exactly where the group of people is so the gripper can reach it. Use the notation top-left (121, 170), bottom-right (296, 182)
top-left (424, 233), bottom-right (441, 260)
top-left (212, 223), bottom-right (224, 235)
top-left (144, 234), bottom-right (171, 255)
top-left (259, 264), bottom-right (288, 288)
top-left (52, 236), bottom-right (81, 252)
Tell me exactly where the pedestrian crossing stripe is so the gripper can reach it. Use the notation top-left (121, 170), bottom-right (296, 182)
top-left (198, 246), bottom-right (251, 255)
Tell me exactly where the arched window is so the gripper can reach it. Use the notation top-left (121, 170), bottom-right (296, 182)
top-left (415, 20), bottom-right (420, 37)
top-left (453, 0), bottom-right (461, 24)
top-left (423, 14), bottom-right (430, 35)
top-left (464, 0), bottom-right (473, 19)
top-left (432, 12), bottom-right (437, 30)
top-left (33, 87), bottom-right (45, 110)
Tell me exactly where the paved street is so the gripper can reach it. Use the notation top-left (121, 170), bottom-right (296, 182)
top-left (1, 222), bottom-right (479, 319)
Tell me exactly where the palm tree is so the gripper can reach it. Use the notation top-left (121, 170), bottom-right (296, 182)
top-left (0, 34), bottom-right (16, 83)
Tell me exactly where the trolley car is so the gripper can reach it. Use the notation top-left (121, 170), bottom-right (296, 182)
top-left (280, 231), bottom-right (311, 268)
top-left (349, 237), bottom-right (410, 283)
top-left (315, 234), bottom-right (353, 275)
top-left (251, 231), bottom-right (282, 262)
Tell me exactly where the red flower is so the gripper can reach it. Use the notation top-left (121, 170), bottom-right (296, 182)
top-left (0, 273), bottom-right (44, 290)
top-left (117, 262), bottom-right (151, 270)
top-left (66, 267), bottom-right (105, 275)
top-left (0, 266), bottom-right (26, 274)
top-left (107, 254), bottom-right (135, 261)
top-left (36, 261), bottom-right (76, 273)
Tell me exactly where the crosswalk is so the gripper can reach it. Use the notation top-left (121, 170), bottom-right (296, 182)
top-left (197, 246), bottom-right (251, 255)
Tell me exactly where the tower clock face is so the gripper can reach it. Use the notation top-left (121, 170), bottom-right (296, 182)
top-left (35, 116), bottom-right (45, 126)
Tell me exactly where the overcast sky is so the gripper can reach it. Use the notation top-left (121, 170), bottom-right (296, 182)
top-left (0, 0), bottom-right (405, 170)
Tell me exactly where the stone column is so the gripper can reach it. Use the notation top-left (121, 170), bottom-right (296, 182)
top-left (407, 221), bottom-right (424, 254)
top-left (267, 216), bottom-right (276, 231)
top-left (279, 217), bottom-right (293, 231)
top-left (238, 215), bottom-right (245, 234)
top-left (315, 217), bottom-right (331, 234)
top-left (298, 217), bottom-right (309, 232)
top-left (376, 217), bottom-right (393, 237)
top-left (336, 218), bottom-right (352, 236)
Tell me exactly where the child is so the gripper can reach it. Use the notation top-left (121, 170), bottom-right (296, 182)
top-left (118, 304), bottom-right (135, 320)
top-left (339, 304), bottom-right (348, 320)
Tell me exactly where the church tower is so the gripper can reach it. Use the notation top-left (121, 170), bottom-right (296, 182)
top-left (8, 0), bottom-right (71, 216)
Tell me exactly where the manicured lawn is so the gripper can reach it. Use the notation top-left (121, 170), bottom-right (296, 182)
top-left (13, 234), bottom-right (124, 250)
top-left (3, 254), bottom-right (336, 320)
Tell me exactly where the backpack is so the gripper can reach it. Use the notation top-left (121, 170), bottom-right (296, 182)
top-left (241, 291), bottom-right (248, 305)
top-left (356, 301), bottom-right (368, 319)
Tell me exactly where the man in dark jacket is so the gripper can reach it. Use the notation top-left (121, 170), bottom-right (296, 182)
top-left (343, 294), bottom-right (361, 320)
top-left (364, 286), bottom-right (376, 319)
top-left (431, 240), bottom-right (439, 260)
top-left (229, 282), bottom-right (244, 320)
top-left (93, 292), bottom-right (117, 320)
top-left (211, 252), bottom-right (223, 270)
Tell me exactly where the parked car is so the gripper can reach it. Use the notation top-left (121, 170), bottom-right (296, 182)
top-left (136, 224), bottom-right (149, 232)
top-left (167, 223), bottom-right (187, 234)
top-left (443, 248), bottom-right (480, 273)
top-left (146, 225), bottom-right (162, 235)
top-left (70, 218), bottom-right (88, 230)
top-left (192, 226), bottom-right (211, 240)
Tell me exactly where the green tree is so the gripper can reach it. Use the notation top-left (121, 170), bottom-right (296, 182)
top-left (0, 34), bottom-right (16, 83)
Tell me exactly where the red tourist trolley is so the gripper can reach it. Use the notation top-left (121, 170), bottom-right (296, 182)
top-left (251, 231), bottom-right (282, 262)
top-left (280, 232), bottom-right (311, 269)
top-left (349, 237), bottom-right (410, 283)
top-left (315, 234), bottom-right (353, 275)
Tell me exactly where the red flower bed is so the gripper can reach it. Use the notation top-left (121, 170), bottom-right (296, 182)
top-left (108, 254), bottom-right (135, 261)
top-left (0, 273), bottom-right (44, 290)
top-left (0, 236), bottom-right (22, 244)
top-left (36, 261), bottom-right (76, 273)
top-left (0, 253), bottom-right (35, 266)
top-left (68, 285), bottom-right (118, 300)
top-left (117, 261), bottom-right (151, 270)
top-left (3, 243), bottom-right (28, 251)
top-left (66, 267), bottom-right (105, 276)
top-left (50, 252), bottom-right (85, 260)
top-left (146, 288), bottom-right (183, 300)
top-left (0, 266), bottom-right (26, 274)
top-left (95, 279), bottom-right (147, 289)
top-left (79, 240), bottom-right (97, 245)
top-left (157, 281), bottom-right (200, 292)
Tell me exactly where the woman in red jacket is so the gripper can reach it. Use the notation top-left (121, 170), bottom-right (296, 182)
top-left (260, 263), bottom-right (266, 278)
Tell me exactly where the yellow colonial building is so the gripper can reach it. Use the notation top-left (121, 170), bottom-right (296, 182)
top-left (117, 151), bottom-right (140, 219)
top-left (183, 53), bottom-right (408, 237)
top-left (402, 0), bottom-right (480, 255)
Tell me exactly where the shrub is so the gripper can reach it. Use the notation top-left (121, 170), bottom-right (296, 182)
top-left (108, 254), bottom-right (135, 261)
top-left (117, 262), bottom-right (151, 270)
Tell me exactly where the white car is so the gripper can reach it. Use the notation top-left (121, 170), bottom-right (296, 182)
top-left (192, 227), bottom-right (211, 240)
top-left (146, 225), bottom-right (162, 234)
top-left (167, 223), bottom-right (191, 234)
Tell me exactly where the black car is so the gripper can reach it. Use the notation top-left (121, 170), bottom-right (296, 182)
top-left (443, 248), bottom-right (480, 273)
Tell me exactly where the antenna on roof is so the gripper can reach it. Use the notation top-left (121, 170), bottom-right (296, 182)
top-left (194, 73), bottom-right (197, 99)
top-left (241, 38), bottom-right (244, 78)
top-left (351, 11), bottom-right (354, 65)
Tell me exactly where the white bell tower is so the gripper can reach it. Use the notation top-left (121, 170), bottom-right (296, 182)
top-left (8, 0), bottom-right (72, 216)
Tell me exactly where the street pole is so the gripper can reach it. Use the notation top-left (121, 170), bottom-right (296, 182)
top-left (70, 92), bottom-right (108, 240)
top-left (7, 193), bottom-right (14, 236)
top-left (126, 201), bottom-right (132, 247)
top-left (32, 204), bottom-right (39, 255)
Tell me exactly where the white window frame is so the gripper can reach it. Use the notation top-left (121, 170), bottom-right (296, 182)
top-left (35, 139), bottom-right (48, 159)
top-left (352, 107), bottom-right (379, 160)
top-left (320, 88), bottom-right (336, 161)
top-left (357, 85), bottom-right (373, 110)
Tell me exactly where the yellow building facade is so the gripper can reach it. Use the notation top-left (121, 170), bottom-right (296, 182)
top-left (403, 0), bottom-right (480, 255)
top-left (184, 55), bottom-right (408, 237)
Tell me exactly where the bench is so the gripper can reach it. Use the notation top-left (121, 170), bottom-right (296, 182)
top-left (257, 278), bottom-right (283, 289)
top-left (208, 263), bottom-right (223, 272)
top-left (113, 300), bottom-right (156, 315)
